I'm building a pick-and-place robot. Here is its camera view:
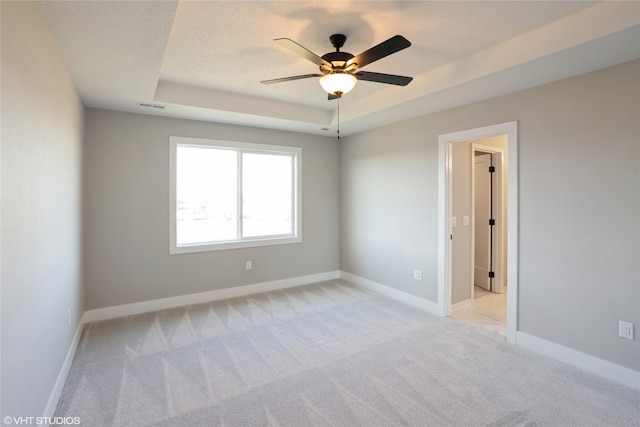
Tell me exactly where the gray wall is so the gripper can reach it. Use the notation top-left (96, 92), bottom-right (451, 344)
top-left (341, 60), bottom-right (640, 371)
top-left (340, 123), bottom-right (439, 301)
top-left (451, 142), bottom-right (473, 304)
top-left (84, 109), bottom-right (340, 309)
top-left (1, 1), bottom-right (84, 418)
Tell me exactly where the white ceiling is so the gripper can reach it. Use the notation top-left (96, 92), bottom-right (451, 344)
top-left (35, 1), bottom-right (640, 137)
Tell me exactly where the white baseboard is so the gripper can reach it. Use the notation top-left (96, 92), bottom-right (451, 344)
top-left (42, 315), bottom-right (86, 421)
top-left (339, 271), bottom-right (443, 316)
top-left (83, 271), bottom-right (340, 323)
top-left (516, 331), bottom-right (640, 391)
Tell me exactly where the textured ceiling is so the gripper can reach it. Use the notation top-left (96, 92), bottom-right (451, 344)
top-left (35, 1), bottom-right (640, 136)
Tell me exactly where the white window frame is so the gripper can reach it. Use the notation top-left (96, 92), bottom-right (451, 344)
top-left (169, 136), bottom-right (302, 254)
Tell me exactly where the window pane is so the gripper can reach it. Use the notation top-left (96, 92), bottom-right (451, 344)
top-left (176, 146), bottom-right (237, 245)
top-left (242, 152), bottom-right (293, 238)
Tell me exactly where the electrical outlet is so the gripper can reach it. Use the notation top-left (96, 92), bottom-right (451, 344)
top-left (413, 269), bottom-right (422, 280)
top-left (619, 321), bottom-right (634, 340)
top-left (246, 260), bottom-right (252, 271)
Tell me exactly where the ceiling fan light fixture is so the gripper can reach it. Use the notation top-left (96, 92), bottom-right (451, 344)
top-left (319, 72), bottom-right (357, 96)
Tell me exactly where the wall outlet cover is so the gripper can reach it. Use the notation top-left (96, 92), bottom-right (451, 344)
top-left (619, 321), bottom-right (634, 340)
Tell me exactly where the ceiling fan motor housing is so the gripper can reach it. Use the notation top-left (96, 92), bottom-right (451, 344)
top-left (321, 34), bottom-right (355, 73)
top-left (320, 51), bottom-right (354, 72)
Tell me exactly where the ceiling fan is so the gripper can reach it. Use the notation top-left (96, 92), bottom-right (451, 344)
top-left (261, 34), bottom-right (413, 100)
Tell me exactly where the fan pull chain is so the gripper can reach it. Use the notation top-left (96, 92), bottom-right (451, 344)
top-left (337, 96), bottom-right (340, 140)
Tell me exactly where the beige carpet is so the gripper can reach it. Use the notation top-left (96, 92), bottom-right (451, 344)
top-left (55, 280), bottom-right (639, 426)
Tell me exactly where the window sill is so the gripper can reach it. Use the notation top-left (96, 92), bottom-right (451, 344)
top-left (169, 235), bottom-right (302, 255)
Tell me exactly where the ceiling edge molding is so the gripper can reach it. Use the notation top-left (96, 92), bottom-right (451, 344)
top-left (155, 80), bottom-right (333, 127)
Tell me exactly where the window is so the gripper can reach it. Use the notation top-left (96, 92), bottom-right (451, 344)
top-left (170, 137), bottom-right (301, 254)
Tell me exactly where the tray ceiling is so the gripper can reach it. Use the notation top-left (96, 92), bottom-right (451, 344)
top-left (35, 1), bottom-right (640, 136)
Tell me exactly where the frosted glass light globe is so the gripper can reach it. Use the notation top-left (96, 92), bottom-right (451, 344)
top-left (319, 73), bottom-right (357, 95)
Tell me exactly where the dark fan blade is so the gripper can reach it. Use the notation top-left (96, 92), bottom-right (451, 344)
top-left (355, 71), bottom-right (413, 86)
top-left (346, 35), bottom-right (411, 69)
top-left (274, 38), bottom-right (332, 68)
top-left (261, 74), bottom-right (323, 84)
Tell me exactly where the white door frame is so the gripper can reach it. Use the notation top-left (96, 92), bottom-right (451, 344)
top-left (437, 121), bottom-right (519, 343)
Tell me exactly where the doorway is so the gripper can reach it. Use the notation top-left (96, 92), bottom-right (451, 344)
top-left (437, 122), bottom-right (519, 343)
top-left (452, 145), bottom-right (507, 334)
